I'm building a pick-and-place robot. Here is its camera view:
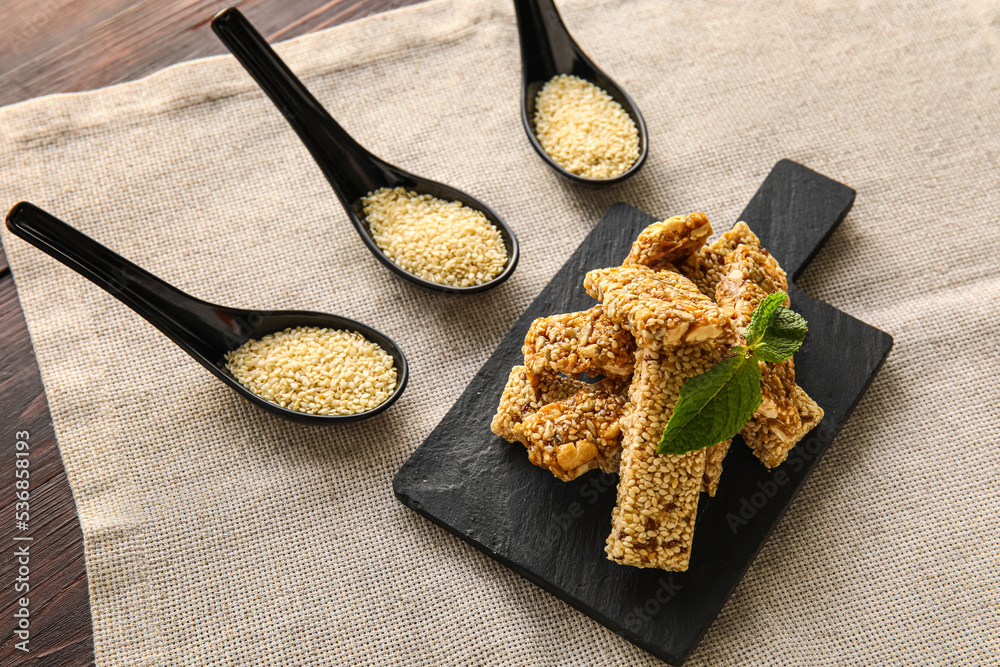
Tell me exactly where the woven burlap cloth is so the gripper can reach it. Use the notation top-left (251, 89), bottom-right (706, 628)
top-left (2, 0), bottom-right (999, 663)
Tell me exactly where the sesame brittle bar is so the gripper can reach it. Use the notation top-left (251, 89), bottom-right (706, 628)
top-left (623, 212), bottom-right (713, 271)
top-left (584, 265), bottom-right (728, 348)
top-left (522, 305), bottom-right (635, 381)
top-left (714, 242), bottom-right (822, 467)
top-left (492, 367), bottom-right (628, 481)
top-left (605, 343), bottom-right (727, 571)
top-left (520, 379), bottom-right (627, 481)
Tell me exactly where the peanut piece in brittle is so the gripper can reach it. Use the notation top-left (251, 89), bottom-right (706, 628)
top-left (623, 212), bottom-right (713, 271)
top-left (520, 379), bottom-right (627, 481)
top-left (585, 265), bottom-right (728, 348)
top-left (522, 305), bottom-right (635, 383)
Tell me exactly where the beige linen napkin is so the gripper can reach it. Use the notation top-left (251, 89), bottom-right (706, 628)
top-left (2, 0), bottom-right (999, 663)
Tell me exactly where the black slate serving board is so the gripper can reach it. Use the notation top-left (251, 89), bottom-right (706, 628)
top-left (393, 160), bottom-right (893, 665)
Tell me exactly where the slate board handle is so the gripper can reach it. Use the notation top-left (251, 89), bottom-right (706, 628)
top-left (736, 159), bottom-right (856, 281)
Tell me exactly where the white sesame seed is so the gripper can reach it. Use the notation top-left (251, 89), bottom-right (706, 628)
top-left (361, 187), bottom-right (507, 287)
top-left (225, 327), bottom-right (397, 416)
top-left (533, 74), bottom-right (640, 179)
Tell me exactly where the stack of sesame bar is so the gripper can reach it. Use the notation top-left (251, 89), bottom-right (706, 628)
top-left (491, 213), bottom-right (824, 571)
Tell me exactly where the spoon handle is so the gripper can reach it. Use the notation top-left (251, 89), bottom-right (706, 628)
top-left (513, 0), bottom-right (587, 81)
top-left (5, 203), bottom-right (242, 361)
top-left (211, 7), bottom-right (390, 204)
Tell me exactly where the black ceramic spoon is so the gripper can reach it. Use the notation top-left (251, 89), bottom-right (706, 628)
top-left (514, 0), bottom-right (648, 185)
top-left (211, 7), bottom-right (518, 294)
top-left (5, 203), bottom-right (409, 424)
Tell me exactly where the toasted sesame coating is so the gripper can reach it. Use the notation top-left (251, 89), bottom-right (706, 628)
top-left (702, 439), bottom-right (731, 496)
top-left (585, 265), bottom-right (728, 347)
top-left (224, 327), bottom-right (396, 415)
top-left (362, 187), bottom-right (507, 287)
top-left (533, 74), bottom-right (640, 179)
top-left (679, 221), bottom-right (762, 298)
top-left (605, 343), bottom-right (726, 571)
top-left (623, 213), bottom-right (713, 271)
top-left (522, 305), bottom-right (635, 383)
top-left (794, 385), bottom-right (824, 426)
top-left (491, 366), bottom-right (582, 444)
top-left (794, 385), bottom-right (824, 432)
top-left (520, 379), bottom-right (627, 481)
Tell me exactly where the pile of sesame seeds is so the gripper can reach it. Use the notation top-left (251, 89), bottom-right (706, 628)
top-left (532, 74), bottom-right (640, 179)
top-left (362, 187), bottom-right (507, 287)
top-left (225, 326), bottom-right (397, 416)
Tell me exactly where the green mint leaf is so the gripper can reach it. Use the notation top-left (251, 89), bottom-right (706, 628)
top-left (657, 348), bottom-right (763, 456)
top-left (656, 289), bottom-right (809, 456)
top-left (753, 306), bottom-right (808, 363)
top-left (744, 291), bottom-right (788, 347)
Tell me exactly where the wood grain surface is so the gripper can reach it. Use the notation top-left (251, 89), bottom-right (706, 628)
top-left (0, 1), bottom-right (424, 664)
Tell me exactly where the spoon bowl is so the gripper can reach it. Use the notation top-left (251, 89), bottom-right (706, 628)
top-left (211, 7), bottom-right (518, 294)
top-left (5, 202), bottom-right (408, 424)
top-left (514, 0), bottom-right (648, 185)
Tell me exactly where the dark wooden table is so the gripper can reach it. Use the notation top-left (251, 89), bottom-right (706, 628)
top-left (0, 2), bottom-right (423, 664)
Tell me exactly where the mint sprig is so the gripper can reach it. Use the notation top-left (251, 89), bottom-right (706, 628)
top-left (657, 291), bottom-right (807, 456)
top-left (744, 291), bottom-right (788, 348)
top-left (753, 306), bottom-right (808, 363)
